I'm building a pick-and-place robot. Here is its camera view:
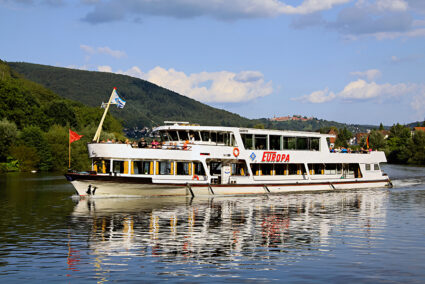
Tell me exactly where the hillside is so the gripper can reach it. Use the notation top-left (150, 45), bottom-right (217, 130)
top-left (0, 59), bottom-right (124, 171)
top-left (8, 62), bottom-right (252, 130)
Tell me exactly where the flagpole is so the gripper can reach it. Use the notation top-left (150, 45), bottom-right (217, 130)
top-left (93, 88), bottom-right (116, 143)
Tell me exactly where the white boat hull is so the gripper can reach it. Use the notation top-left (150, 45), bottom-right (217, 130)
top-left (69, 176), bottom-right (391, 197)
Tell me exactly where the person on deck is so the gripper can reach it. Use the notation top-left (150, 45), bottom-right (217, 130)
top-left (138, 138), bottom-right (147, 148)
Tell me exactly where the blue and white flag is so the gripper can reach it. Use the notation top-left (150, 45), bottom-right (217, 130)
top-left (111, 88), bottom-right (126, 108)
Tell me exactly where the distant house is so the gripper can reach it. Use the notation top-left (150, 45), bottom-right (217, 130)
top-left (328, 129), bottom-right (337, 147)
top-left (270, 115), bottom-right (313, 122)
top-left (412, 127), bottom-right (425, 136)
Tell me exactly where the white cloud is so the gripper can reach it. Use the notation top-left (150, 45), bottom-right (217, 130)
top-left (80, 44), bottom-right (126, 59)
top-left (82, 0), bottom-right (351, 23)
top-left (144, 67), bottom-right (273, 103)
top-left (295, 88), bottom-right (336, 103)
top-left (411, 88), bottom-right (425, 119)
top-left (97, 65), bottom-right (112, 72)
top-left (293, 79), bottom-right (415, 103)
top-left (97, 65), bottom-right (273, 103)
top-left (350, 69), bottom-right (381, 81)
top-left (375, 0), bottom-right (408, 11)
top-left (279, 0), bottom-right (351, 15)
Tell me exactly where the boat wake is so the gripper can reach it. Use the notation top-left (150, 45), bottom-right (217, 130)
top-left (391, 178), bottom-right (425, 188)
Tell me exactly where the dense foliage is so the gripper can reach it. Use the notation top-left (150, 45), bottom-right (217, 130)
top-left (0, 60), bottom-right (124, 172)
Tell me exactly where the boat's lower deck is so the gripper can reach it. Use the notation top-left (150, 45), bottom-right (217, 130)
top-left (66, 173), bottom-right (391, 197)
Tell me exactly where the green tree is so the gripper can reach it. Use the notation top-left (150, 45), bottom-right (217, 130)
top-left (335, 127), bottom-right (352, 148)
top-left (368, 130), bottom-right (386, 150)
top-left (45, 125), bottom-right (68, 171)
top-left (20, 126), bottom-right (53, 171)
top-left (408, 131), bottom-right (425, 165)
top-left (379, 123), bottom-right (384, 130)
top-left (386, 124), bottom-right (412, 164)
top-left (0, 118), bottom-right (18, 161)
top-left (10, 145), bottom-right (40, 171)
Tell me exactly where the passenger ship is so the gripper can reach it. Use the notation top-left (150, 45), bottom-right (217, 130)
top-left (66, 121), bottom-right (391, 197)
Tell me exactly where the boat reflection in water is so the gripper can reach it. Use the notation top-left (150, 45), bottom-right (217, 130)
top-left (69, 189), bottom-right (388, 280)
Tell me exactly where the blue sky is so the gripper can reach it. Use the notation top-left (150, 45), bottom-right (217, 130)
top-left (1, 0), bottom-right (425, 125)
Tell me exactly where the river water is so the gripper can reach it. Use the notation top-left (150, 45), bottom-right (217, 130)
top-left (0, 164), bottom-right (424, 283)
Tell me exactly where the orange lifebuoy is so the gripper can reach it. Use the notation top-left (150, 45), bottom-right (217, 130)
top-left (233, 147), bottom-right (240, 157)
top-left (192, 175), bottom-right (199, 181)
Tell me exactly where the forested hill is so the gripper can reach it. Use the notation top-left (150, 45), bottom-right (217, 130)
top-left (0, 60), bottom-right (124, 171)
top-left (8, 62), bottom-right (252, 129)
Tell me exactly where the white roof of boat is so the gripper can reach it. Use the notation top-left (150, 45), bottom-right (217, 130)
top-left (153, 123), bottom-right (334, 137)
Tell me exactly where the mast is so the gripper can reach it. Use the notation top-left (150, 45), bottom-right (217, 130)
top-left (93, 88), bottom-right (116, 143)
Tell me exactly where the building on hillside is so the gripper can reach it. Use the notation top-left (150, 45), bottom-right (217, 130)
top-left (411, 127), bottom-right (425, 136)
top-left (270, 115), bottom-right (313, 122)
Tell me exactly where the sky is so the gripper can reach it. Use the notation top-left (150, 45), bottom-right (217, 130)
top-left (1, 0), bottom-right (425, 126)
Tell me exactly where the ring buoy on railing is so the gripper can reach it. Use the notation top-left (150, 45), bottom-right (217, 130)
top-left (192, 175), bottom-right (199, 181)
top-left (233, 147), bottom-right (240, 157)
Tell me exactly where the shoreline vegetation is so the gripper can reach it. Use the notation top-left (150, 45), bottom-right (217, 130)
top-left (1, 60), bottom-right (424, 173)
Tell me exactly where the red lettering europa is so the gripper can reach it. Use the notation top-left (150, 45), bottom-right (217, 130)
top-left (261, 152), bottom-right (290, 162)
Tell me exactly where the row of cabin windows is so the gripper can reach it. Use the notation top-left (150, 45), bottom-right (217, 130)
top-left (159, 130), bottom-right (236, 146)
top-left (241, 134), bottom-right (320, 151)
top-left (94, 160), bottom-right (205, 176)
top-left (365, 164), bottom-right (380, 171)
top-left (250, 163), bottom-right (361, 177)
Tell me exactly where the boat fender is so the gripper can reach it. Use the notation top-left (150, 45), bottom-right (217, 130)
top-left (233, 147), bottom-right (240, 157)
top-left (192, 175), bottom-right (199, 181)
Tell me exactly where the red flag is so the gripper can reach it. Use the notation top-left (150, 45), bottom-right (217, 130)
top-left (69, 129), bottom-right (83, 143)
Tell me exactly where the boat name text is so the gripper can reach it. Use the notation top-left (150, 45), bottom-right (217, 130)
top-left (261, 152), bottom-right (290, 162)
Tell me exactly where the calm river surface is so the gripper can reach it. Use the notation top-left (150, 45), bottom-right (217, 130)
top-left (1, 164), bottom-right (425, 283)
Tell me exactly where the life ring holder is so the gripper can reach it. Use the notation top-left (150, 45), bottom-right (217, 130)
top-left (233, 147), bottom-right (240, 157)
top-left (192, 175), bottom-right (200, 181)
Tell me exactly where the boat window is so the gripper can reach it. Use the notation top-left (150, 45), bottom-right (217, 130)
top-left (231, 161), bottom-right (248, 176)
top-left (289, 164), bottom-right (306, 175)
top-left (133, 160), bottom-right (153, 175)
top-left (217, 132), bottom-right (225, 144)
top-left (250, 163), bottom-right (305, 175)
top-left (365, 164), bottom-right (371, 171)
top-left (93, 159), bottom-right (110, 174)
top-left (159, 131), bottom-right (170, 142)
top-left (229, 134), bottom-right (237, 146)
top-left (208, 161), bottom-right (222, 175)
top-left (274, 164), bottom-right (288, 175)
top-left (269, 135), bottom-right (281, 150)
top-left (201, 131), bottom-right (210, 142)
top-left (261, 164), bottom-right (273, 175)
top-left (323, 163), bottom-right (342, 175)
top-left (113, 160), bottom-right (125, 173)
top-left (158, 161), bottom-right (173, 175)
top-left (210, 132), bottom-right (217, 143)
top-left (178, 130), bottom-right (189, 141)
top-left (297, 137), bottom-right (308, 150)
top-left (189, 130), bottom-right (201, 141)
top-left (168, 131), bottom-right (179, 141)
top-left (374, 164), bottom-right (380, 170)
top-left (254, 135), bottom-right (267, 150)
top-left (177, 162), bottom-right (191, 175)
top-left (307, 163), bottom-right (325, 175)
top-left (241, 134), bottom-right (253, 150)
top-left (193, 161), bottom-right (205, 176)
top-left (284, 137), bottom-right (296, 150)
top-left (310, 138), bottom-right (320, 151)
